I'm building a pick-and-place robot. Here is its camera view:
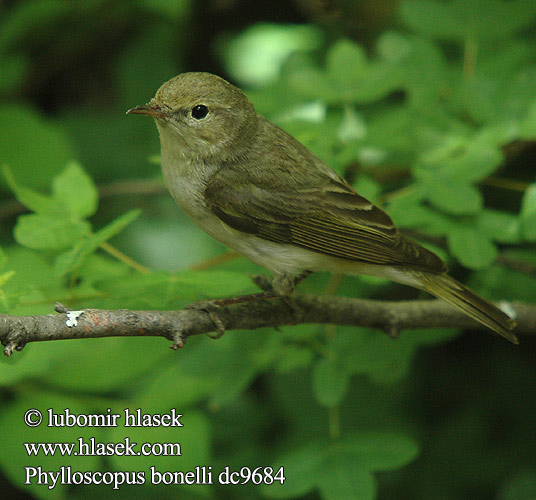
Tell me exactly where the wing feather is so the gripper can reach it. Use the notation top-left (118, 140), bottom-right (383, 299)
top-left (204, 164), bottom-right (445, 273)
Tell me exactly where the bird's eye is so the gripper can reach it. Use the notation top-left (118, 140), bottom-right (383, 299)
top-left (191, 105), bottom-right (209, 120)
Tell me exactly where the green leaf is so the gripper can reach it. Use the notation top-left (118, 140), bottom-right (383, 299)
top-left (353, 63), bottom-right (404, 104)
top-left (93, 271), bottom-right (189, 308)
top-left (337, 431), bottom-right (420, 470)
top-left (338, 105), bottom-right (367, 143)
top-left (110, 409), bottom-right (210, 475)
top-left (95, 268), bottom-right (254, 309)
top-left (134, 359), bottom-right (218, 409)
top-left (0, 53), bottom-right (28, 92)
top-left (379, 33), bottom-right (447, 104)
top-left (276, 345), bottom-right (314, 373)
top-left (386, 190), bottom-right (452, 236)
top-left (54, 209), bottom-right (141, 276)
top-left (92, 209), bottom-right (142, 242)
top-left (401, 0), bottom-right (466, 40)
top-left (520, 184), bottom-right (536, 241)
top-left (472, 254), bottom-right (536, 302)
top-left (0, 269), bottom-right (15, 313)
top-left (317, 452), bottom-right (375, 500)
top-left (222, 23), bottom-right (323, 87)
top-left (417, 132), bottom-right (503, 184)
top-left (0, 338), bottom-right (60, 385)
top-left (477, 209), bottom-right (521, 244)
top-left (326, 39), bottom-right (404, 103)
top-left (0, 270), bottom-right (15, 288)
top-left (263, 433), bottom-right (419, 500)
top-left (285, 38), bottom-right (404, 105)
top-left (336, 329), bottom-right (415, 383)
top-left (519, 100), bottom-right (536, 138)
top-left (460, 68), bottom-right (536, 124)
top-left (42, 337), bottom-right (168, 392)
top-left (447, 225), bottom-right (498, 269)
top-left (165, 269), bottom-right (254, 298)
top-left (14, 214), bottom-right (90, 250)
top-left (335, 327), bottom-right (458, 384)
top-left (288, 66), bottom-right (334, 102)
top-left (448, 140), bottom-right (503, 183)
top-left (458, 76), bottom-right (502, 123)
top-left (422, 178), bottom-right (483, 215)
top-left (262, 442), bottom-right (324, 498)
top-left (0, 246), bottom-right (61, 294)
top-left (0, 105), bottom-right (75, 190)
top-left (2, 164), bottom-right (57, 214)
top-left (175, 332), bottom-right (280, 408)
top-left (400, 0), bottom-right (536, 41)
top-left (312, 355), bottom-right (350, 407)
top-left (3, 159), bottom-right (97, 220)
top-left (327, 39), bottom-right (368, 87)
top-left (52, 161), bottom-right (98, 218)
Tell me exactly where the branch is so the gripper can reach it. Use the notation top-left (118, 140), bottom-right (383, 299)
top-left (1, 296), bottom-right (535, 357)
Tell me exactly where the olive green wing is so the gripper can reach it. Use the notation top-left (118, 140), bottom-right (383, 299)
top-left (204, 169), bottom-right (445, 272)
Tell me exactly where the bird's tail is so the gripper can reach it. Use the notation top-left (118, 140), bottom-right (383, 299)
top-left (418, 272), bottom-right (518, 344)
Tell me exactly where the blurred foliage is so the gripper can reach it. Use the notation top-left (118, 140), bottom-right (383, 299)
top-left (0, 0), bottom-right (535, 500)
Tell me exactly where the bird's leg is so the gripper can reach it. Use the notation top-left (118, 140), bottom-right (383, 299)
top-left (261, 270), bottom-right (313, 323)
top-left (252, 270), bottom-right (313, 294)
top-left (185, 271), bottom-right (313, 338)
top-left (250, 274), bottom-right (274, 293)
top-left (184, 292), bottom-right (276, 339)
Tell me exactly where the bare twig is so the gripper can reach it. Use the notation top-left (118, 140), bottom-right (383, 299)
top-left (0, 296), bottom-right (534, 357)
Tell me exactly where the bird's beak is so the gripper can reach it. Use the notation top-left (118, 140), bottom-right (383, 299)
top-left (126, 104), bottom-right (169, 119)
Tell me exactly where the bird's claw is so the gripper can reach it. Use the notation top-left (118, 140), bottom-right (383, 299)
top-left (184, 300), bottom-right (226, 339)
top-left (250, 274), bottom-right (274, 292)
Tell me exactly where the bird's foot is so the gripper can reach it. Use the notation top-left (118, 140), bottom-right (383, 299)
top-left (185, 291), bottom-right (279, 339)
top-left (251, 271), bottom-right (313, 295)
top-left (250, 273), bottom-right (274, 292)
top-left (184, 300), bottom-right (227, 339)
top-left (250, 271), bottom-right (312, 324)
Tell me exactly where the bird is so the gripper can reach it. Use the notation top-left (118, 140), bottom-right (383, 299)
top-left (127, 72), bottom-right (517, 343)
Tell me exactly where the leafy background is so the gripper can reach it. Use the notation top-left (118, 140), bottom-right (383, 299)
top-left (1, 0), bottom-right (536, 499)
